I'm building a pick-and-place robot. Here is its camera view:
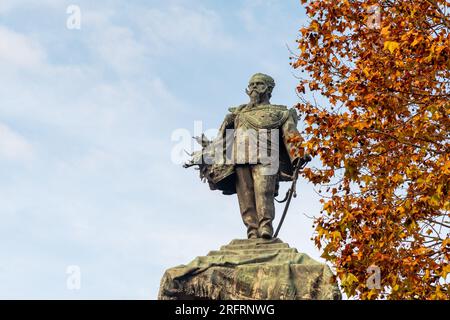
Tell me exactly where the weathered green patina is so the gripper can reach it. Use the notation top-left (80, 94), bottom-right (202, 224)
top-left (158, 238), bottom-right (341, 300)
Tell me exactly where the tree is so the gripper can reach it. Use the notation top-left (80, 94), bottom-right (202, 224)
top-left (292, 0), bottom-right (450, 299)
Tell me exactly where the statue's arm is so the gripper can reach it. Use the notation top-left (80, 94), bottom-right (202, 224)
top-left (218, 112), bottom-right (235, 135)
top-left (216, 105), bottom-right (244, 138)
top-left (282, 108), bottom-right (302, 165)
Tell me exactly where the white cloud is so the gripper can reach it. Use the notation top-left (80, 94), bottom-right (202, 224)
top-left (238, 0), bottom-right (277, 32)
top-left (138, 5), bottom-right (235, 54)
top-left (0, 123), bottom-right (33, 161)
top-left (0, 26), bottom-right (46, 69)
top-left (0, 1), bottom-right (316, 299)
top-left (0, 0), bottom-right (60, 14)
top-left (81, 5), bottom-right (234, 73)
top-left (83, 11), bottom-right (147, 74)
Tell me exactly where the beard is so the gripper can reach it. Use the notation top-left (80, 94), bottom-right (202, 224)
top-left (246, 89), bottom-right (266, 107)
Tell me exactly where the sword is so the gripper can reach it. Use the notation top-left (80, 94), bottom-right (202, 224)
top-left (274, 154), bottom-right (311, 238)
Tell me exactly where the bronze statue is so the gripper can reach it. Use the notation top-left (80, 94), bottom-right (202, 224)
top-left (185, 73), bottom-right (309, 239)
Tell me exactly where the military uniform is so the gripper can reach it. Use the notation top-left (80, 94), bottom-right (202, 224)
top-left (187, 73), bottom-right (302, 239)
top-left (214, 103), bottom-right (301, 238)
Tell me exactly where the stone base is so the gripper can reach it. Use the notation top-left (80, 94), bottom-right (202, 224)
top-left (158, 238), bottom-right (341, 300)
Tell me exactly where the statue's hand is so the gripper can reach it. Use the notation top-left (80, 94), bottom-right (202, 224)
top-left (303, 153), bottom-right (312, 162)
top-left (293, 154), bottom-right (312, 168)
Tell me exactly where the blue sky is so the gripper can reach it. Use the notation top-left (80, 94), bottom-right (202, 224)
top-left (0, 0), bottom-right (330, 299)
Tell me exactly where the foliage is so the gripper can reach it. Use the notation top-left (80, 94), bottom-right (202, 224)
top-left (292, 0), bottom-right (450, 299)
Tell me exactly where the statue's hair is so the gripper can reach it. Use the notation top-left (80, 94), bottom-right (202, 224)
top-left (249, 73), bottom-right (275, 89)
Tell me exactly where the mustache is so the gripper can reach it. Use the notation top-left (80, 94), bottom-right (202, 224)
top-left (245, 88), bottom-right (261, 96)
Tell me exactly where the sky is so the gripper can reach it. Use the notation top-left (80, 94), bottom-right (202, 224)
top-left (0, 0), bottom-right (333, 299)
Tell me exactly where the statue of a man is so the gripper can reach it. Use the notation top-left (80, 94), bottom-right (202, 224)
top-left (186, 73), bottom-right (303, 239)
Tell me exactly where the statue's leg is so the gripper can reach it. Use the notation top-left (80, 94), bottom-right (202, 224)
top-left (252, 164), bottom-right (278, 239)
top-left (235, 165), bottom-right (258, 239)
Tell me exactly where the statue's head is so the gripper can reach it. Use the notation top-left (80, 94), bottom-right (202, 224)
top-left (246, 73), bottom-right (275, 106)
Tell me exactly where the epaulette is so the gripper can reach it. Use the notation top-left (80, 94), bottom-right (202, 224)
top-left (272, 104), bottom-right (288, 110)
top-left (228, 104), bottom-right (247, 114)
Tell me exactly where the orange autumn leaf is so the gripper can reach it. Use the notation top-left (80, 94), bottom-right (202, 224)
top-left (384, 41), bottom-right (400, 53)
top-left (292, 0), bottom-right (450, 300)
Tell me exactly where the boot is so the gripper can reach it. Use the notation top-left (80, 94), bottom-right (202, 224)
top-left (259, 225), bottom-right (273, 239)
